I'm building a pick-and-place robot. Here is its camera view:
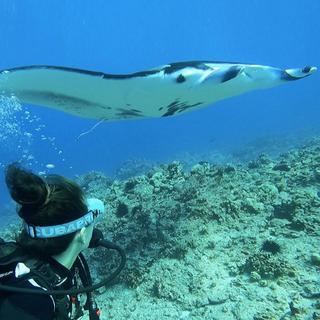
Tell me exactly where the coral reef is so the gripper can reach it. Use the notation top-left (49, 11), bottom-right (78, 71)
top-left (241, 252), bottom-right (296, 278)
top-left (83, 137), bottom-right (320, 319)
top-left (2, 137), bottom-right (320, 319)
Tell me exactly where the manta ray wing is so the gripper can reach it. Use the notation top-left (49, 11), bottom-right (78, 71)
top-left (0, 62), bottom-right (316, 120)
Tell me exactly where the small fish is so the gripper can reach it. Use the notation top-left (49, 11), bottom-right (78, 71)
top-left (45, 163), bottom-right (55, 169)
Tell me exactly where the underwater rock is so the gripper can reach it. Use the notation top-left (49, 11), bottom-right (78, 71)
top-left (288, 218), bottom-right (307, 231)
top-left (259, 183), bottom-right (279, 202)
top-left (273, 162), bottom-right (291, 171)
top-left (310, 253), bottom-right (320, 266)
top-left (241, 252), bottom-right (296, 278)
top-left (242, 197), bottom-right (264, 214)
top-left (248, 154), bottom-right (273, 169)
top-left (165, 161), bottom-right (184, 179)
top-left (116, 202), bottom-right (129, 217)
top-left (190, 162), bottom-right (211, 176)
top-left (314, 168), bottom-right (320, 182)
top-left (149, 171), bottom-right (168, 192)
top-left (145, 259), bottom-right (194, 305)
top-left (273, 201), bottom-right (297, 220)
top-left (249, 271), bottom-right (261, 282)
top-left (253, 311), bottom-right (278, 320)
top-left (76, 170), bottom-right (112, 196)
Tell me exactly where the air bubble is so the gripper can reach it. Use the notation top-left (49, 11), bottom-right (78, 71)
top-left (0, 96), bottom-right (67, 169)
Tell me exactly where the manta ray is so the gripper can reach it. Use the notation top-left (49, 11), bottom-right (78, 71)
top-left (0, 61), bottom-right (316, 121)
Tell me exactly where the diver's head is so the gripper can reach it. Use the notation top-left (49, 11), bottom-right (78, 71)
top-left (5, 163), bottom-right (104, 258)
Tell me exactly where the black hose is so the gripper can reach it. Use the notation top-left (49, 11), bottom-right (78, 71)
top-left (76, 253), bottom-right (99, 320)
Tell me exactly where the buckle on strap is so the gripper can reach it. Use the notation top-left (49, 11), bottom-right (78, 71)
top-left (24, 223), bottom-right (37, 239)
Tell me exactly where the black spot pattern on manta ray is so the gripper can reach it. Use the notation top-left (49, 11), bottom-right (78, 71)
top-left (164, 62), bottom-right (210, 74)
top-left (303, 66), bottom-right (312, 73)
top-left (162, 100), bottom-right (203, 117)
top-left (116, 108), bottom-right (143, 118)
top-left (281, 68), bottom-right (312, 81)
top-left (176, 74), bottom-right (186, 83)
top-left (221, 66), bottom-right (242, 83)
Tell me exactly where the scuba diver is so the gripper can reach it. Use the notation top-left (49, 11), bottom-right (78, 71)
top-left (0, 163), bottom-right (126, 320)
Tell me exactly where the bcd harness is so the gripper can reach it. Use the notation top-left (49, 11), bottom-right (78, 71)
top-left (0, 239), bottom-right (98, 320)
top-left (0, 229), bottom-right (126, 320)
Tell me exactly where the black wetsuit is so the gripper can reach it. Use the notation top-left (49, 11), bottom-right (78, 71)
top-left (0, 258), bottom-right (75, 320)
top-left (0, 282), bottom-right (54, 320)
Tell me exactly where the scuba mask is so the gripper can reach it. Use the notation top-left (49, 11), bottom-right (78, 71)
top-left (23, 198), bottom-right (105, 239)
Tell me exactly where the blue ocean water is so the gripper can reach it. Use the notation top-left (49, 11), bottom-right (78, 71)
top-left (0, 0), bottom-right (319, 221)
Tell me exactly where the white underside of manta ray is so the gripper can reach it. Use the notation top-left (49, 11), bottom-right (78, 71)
top-left (0, 61), bottom-right (317, 121)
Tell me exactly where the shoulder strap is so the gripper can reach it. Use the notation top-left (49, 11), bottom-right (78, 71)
top-left (0, 241), bottom-right (73, 320)
top-left (0, 240), bottom-right (87, 320)
top-left (0, 242), bottom-right (30, 280)
top-left (28, 261), bottom-right (75, 320)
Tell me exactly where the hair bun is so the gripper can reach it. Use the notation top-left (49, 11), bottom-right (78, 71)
top-left (5, 163), bottom-right (48, 207)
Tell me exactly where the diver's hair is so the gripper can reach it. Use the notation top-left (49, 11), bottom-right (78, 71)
top-left (5, 163), bottom-right (88, 256)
